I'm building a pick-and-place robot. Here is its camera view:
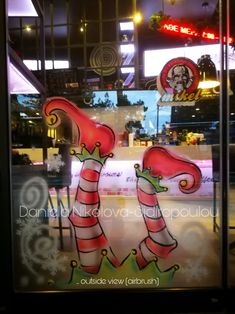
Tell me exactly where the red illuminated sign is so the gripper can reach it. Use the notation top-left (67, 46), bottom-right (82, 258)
top-left (162, 21), bottom-right (234, 44)
top-left (163, 22), bottom-right (198, 37)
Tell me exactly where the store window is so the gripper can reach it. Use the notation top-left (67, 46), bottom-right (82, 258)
top-left (10, 89), bottom-right (222, 290)
top-left (7, 0), bottom-right (234, 291)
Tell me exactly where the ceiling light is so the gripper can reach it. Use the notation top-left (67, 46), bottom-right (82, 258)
top-left (120, 44), bottom-right (135, 54)
top-left (25, 26), bottom-right (32, 32)
top-left (120, 22), bottom-right (134, 31)
top-left (197, 54), bottom-right (220, 89)
top-left (23, 60), bottom-right (69, 70)
top-left (133, 13), bottom-right (142, 24)
top-left (121, 67), bottom-right (135, 74)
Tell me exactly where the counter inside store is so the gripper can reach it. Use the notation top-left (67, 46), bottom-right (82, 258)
top-left (12, 142), bottom-right (213, 201)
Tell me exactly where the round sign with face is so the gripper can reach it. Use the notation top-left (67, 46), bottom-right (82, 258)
top-left (159, 57), bottom-right (200, 94)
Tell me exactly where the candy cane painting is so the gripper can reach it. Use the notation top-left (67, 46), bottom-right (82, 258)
top-left (43, 97), bottom-right (119, 274)
top-left (135, 146), bottom-right (202, 269)
top-left (43, 96), bottom-right (202, 283)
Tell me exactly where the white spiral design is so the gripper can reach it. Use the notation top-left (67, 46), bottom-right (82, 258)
top-left (19, 176), bottom-right (48, 209)
top-left (21, 221), bottom-right (57, 278)
top-left (34, 236), bottom-right (56, 258)
top-left (24, 225), bottom-right (57, 266)
top-left (179, 222), bottom-right (210, 282)
top-left (90, 44), bottom-right (119, 76)
top-left (17, 217), bottom-right (67, 285)
top-left (180, 222), bottom-right (208, 257)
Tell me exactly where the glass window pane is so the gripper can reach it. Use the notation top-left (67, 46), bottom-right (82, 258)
top-left (8, 17), bottom-right (21, 29)
top-left (45, 27), bottom-right (52, 46)
top-left (44, 0), bottom-right (52, 26)
top-left (8, 29), bottom-right (22, 53)
top-left (54, 47), bottom-right (68, 60)
top-left (70, 47), bottom-right (84, 67)
top-left (118, 0), bottom-right (133, 18)
top-left (9, 0), bottom-right (230, 293)
top-left (102, 0), bottom-right (116, 19)
top-left (85, 0), bottom-right (99, 20)
top-left (69, 24), bottom-right (84, 45)
top-left (54, 26), bottom-right (68, 46)
top-left (86, 22), bottom-right (99, 43)
top-left (53, 0), bottom-right (67, 25)
top-left (69, 0), bottom-right (83, 24)
top-left (103, 22), bottom-right (116, 42)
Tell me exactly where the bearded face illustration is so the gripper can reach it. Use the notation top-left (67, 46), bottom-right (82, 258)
top-left (167, 64), bottom-right (194, 93)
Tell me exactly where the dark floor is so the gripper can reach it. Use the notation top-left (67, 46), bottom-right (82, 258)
top-left (1, 288), bottom-right (234, 313)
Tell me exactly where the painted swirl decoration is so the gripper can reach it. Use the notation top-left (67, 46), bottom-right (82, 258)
top-left (19, 176), bottom-right (48, 210)
top-left (90, 44), bottom-right (120, 76)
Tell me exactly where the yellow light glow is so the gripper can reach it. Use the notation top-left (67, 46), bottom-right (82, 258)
top-left (134, 12), bottom-right (142, 24)
top-left (198, 80), bottom-right (220, 89)
top-left (25, 26), bottom-right (32, 32)
top-left (47, 128), bottom-right (56, 139)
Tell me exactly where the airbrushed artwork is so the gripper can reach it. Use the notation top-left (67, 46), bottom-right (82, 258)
top-left (13, 96), bottom-right (200, 289)
top-left (6, 0), bottom-right (234, 297)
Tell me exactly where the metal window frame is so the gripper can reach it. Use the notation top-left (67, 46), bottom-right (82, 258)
top-left (0, 0), bottom-right (234, 311)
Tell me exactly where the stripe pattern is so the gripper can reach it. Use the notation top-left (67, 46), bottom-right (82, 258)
top-left (69, 159), bottom-right (118, 273)
top-left (136, 177), bottom-right (177, 269)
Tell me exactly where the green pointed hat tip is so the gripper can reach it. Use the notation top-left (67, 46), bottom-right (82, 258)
top-left (70, 260), bottom-right (78, 268)
top-left (174, 264), bottom-right (180, 271)
top-left (131, 249), bottom-right (137, 255)
top-left (102, 249), bottom-right (108, 256)
top-left (71, 142), bottom-right (113, 165)
top-left (135, 166), bottom-right (167, 193)
top-left (69, 251), bottom-right (178, 285)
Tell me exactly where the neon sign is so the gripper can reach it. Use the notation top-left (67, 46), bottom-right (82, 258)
top-left (163, 22), bottom-right (198, 37)
top-left (162, 22), bottom-right (234, 44)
